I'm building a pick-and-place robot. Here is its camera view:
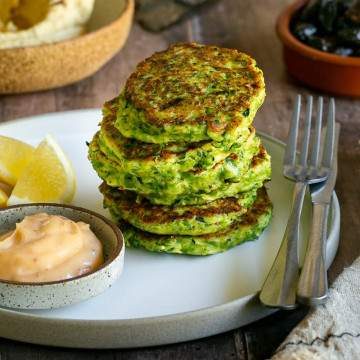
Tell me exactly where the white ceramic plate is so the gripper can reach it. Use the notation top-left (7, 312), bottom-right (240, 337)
top-left (0, 110), bottom-right (340, 348)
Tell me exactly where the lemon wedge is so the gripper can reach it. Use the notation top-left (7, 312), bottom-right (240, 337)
top-left (0, 135), bottom-right (35, 186)
top-left (0, 188), bottom-right (8, 208)
top-left (7, 135), bottom-right (76, 205)
top-left (0, 181), bottom-right (12, 196)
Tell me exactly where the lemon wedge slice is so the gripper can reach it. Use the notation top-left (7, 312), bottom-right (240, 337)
top-left (0, 188), bottom-right (8, 208)
top-left (0, 135), bottom-right (35, 186)
top-left (0, 181), bottom-right (12, 196)
top-left (7, 135), bottom-right (76, 205)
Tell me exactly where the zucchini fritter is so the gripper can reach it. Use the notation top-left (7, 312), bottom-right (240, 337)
top-left (100, 99), bottom-right (253, 171)
top-left (114, 43), bottom-right (265, 144)
top-left (101, 183), bottom-right (259, 236)
top-left (88, 134), bottom-right (270, 205)
top-left (117, 188), bottom-right (272, 255)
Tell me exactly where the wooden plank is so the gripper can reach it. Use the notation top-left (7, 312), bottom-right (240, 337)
top-left (114, 332), bottom-right (238, 360)
top-left (0, 92), bottom-right (56, 123)
top-left (243, 308), bottom-right (309, 360)
top-left (0, 338), bottom-right (114, 360)
top-left (0, 0), bottom-right (359, 359)
top-left (0, 332), bottom-right (238, 360)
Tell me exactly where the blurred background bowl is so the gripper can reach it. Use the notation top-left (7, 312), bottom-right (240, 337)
top-left (277, 0), bottom-right (360, 97)
top-left (0, 0), bottom-right (134, 94)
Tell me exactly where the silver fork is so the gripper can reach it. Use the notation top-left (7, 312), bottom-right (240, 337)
top-left (259, 95), bottom-right (335, 309)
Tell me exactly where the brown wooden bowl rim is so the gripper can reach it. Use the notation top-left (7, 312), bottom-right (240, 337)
top-left (0, 0), bottom-right (134, 54)
top-left (0, 203), bottom-right (124, 286)
top-left (276, 0), bottom-right (360, 66)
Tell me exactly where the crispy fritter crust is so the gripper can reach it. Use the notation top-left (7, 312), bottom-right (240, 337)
top-left (214, 187), bottom-right (271, 232)
top-left (118, 187), bottom-right (272, 254)
top-left (100, 183), bottom-right (259, 224)
top-left (124, 43), bottom-right (265, 131)
top-left (128, 188), bottom-right (270, 240)
top-left (102, 98), bottom-right (231, 160)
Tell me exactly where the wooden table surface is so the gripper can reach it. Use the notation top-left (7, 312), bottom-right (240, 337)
top-left (0, 0), bottom-right (359, 359)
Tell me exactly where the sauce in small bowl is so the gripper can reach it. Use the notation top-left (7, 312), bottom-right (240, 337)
top-left (0, 203), bottom-right (124, 309)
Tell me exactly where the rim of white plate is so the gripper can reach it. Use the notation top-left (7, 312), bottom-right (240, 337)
top-left (0, 109), bottom-right (340, 326)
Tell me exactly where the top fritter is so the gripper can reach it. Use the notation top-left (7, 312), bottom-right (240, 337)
top-left (114, 43), bottom-right (266, 144)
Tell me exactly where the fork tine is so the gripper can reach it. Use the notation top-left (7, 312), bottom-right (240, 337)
top-left (300, 95), bottom-right (313, 166)
top-left (322, 98), bottom-right (335, 169)
top-left (284, 94), bottom-right (301, 167)
top-left (310, 97), bottom-right (323, 167)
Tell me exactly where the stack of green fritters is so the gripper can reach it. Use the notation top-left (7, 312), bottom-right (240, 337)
top-left (88, 43), bottom-right (272, 255)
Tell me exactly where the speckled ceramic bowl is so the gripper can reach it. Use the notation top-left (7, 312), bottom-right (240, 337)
top-left (0, 204), bottom-right (124, 309)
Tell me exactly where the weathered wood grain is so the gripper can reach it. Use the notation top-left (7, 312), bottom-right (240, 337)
top-left (0, 0), bottom-right (359, 359)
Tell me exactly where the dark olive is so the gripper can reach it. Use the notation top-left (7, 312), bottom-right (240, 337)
top-left (318, 0), bottom-right (339, 33)
top-left (337, 27), bottom-right (360, 45)
top-left (345, 0), bottom-right (360, 24)
top-left (333, 46), bottom-right (354, 56)
top-left (335, 15), bottom-right (352, 30)
top-left (306, 35), bottom-right (336, 51)
top-left (299, 0), bottom-right (320, 22)
top-left (338, 0), bottom-right (356, 13)
top-left (293, 22), bottom-right (318, 41)
top-left (291, 0), bottom-right (360, 54)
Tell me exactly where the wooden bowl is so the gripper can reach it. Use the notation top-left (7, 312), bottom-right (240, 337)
top-left (277, 0), bottom-right (360, 97)
top-left (0, 0), bottom-right (134, 94)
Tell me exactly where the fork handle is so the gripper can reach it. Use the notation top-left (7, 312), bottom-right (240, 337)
top-left (297, 202), bottom-right (329, 306)
top-left (259, 181), bottom-right (306, 309)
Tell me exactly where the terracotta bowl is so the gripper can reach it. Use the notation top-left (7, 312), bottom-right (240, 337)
top-left (0, 0), bottom-right (134, 94)
top-left (277, 0), bottom-right (360, 97)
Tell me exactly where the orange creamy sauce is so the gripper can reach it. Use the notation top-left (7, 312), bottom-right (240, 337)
top-left (0, 213), bottom-right (104, 283)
